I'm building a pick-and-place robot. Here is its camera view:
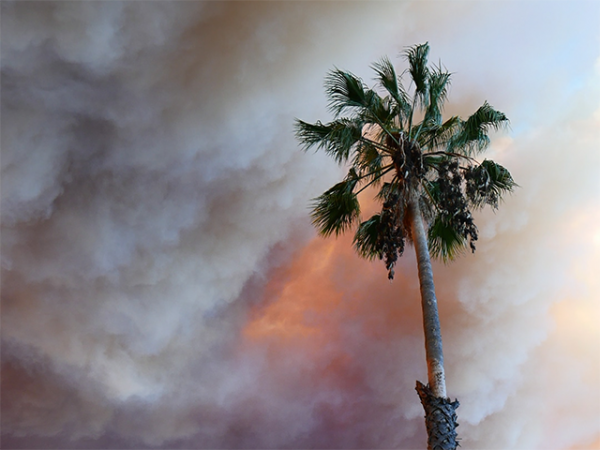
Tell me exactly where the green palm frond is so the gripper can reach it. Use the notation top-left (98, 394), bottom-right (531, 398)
top-left (325, 68), bottom-right (396, 136)
top-left (418, 115), bottom-right (462, 150)
top-left (465, 159), bottom-right (517, 208)
top-left (353, 214), bottom-right (384, 260)
top-left (311, 170), bottom-right (361, 236)
top-left (428, 214), bottom-right (468, 262)
top-left (449, 101), bottom-right (509, 155)
top-left (404, 42), bottom-right (430, 101)
top-left (372, 57), bottom-right (400, 99)
top-left (372, 57), bottom-right (411, 124)
top-left (359, 89), bottom-right (396, 126)
top-left (295, 118), bottom-right (363, 164)
top-left (325, 69), bottom-right (371, 117)
top-left (412, 117), bottom-right (441, 149)
top-left (422, 177), bottom-right (442, 202)
top-left (354, 143), bottom-right (385, 178)
top-left (424, 66), bottom-right (452, 126)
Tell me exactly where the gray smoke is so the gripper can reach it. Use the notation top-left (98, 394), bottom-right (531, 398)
top-left (1, 1), bottom-right (599, 449)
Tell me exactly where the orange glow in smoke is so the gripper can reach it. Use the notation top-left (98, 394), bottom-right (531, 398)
top-left (241, 234), bottom-right (374, 397)
top-left (551, 206), bottom-right (600, 341)
top-left (568, 436), bottom-right (600, 450)
top-left (243, 237), bottom-right (344, 344)
top-left (242, 218), bottom-right (423, 348)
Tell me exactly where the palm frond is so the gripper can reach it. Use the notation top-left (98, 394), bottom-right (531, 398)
top-left (295, 118), bottom-right (363, 164)
top-left (423, 65), bottom-right (452, 126)
top-left (418, 115), bottom-right (462, 150)
top-left (465, 159), bottom-right (517, 208)
top-left (448, 101), bottom-right (509, 155)
top-left (354, 142), bottom-right (385, 178)
top-left (325, 69), bottom-right (370, 117)
top-left (372, 57), bottom-right (411, 124)
top-left (422, 177), bottom-right (442, 202)
top-left (353, 214), bottom-right (384, 260)
top-left (428, 214), bottom-right (468, 262)
top-left (404, 42), bottom-right (430, 101)
top-left (311, 171), bottom-right (361, 236)
top-left (359, 90), bottom-right (396, 126)
top-left (353, 204), bottom-right (407, 281)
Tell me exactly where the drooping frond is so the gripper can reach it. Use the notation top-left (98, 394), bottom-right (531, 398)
top-left (353, 214), bottom-right (384, 260)
top-left (295, 118), bottom-right (363, 164)
top-left (449, 101), bottom-right (509, 155)
top-left (325, 69), bottom-right (371, 117)
top-left (311, 170), bottom-right (361, 237)
top-left (354, 198), bottom-right (407, 280)
top-left (404, 42), bottom-right (430, 101)
top-left (428, 214), bottom-right (468, 262)
top-left (465, 159), bottom-right (517, 208)
top-left (424, 159), bottom-right (479, 261)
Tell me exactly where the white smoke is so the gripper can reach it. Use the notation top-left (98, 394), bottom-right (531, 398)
top-left (1, 1), bottom-right (599, 449)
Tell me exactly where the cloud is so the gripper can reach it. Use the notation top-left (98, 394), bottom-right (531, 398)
top-left (1, 1), bottom-right (599, 449)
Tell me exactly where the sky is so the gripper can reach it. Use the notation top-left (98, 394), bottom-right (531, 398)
top-left (1, 1), bottom-right (599, 449)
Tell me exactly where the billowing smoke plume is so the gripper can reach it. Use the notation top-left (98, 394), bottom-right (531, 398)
top-left (2, 2), bottom-right (599, 449)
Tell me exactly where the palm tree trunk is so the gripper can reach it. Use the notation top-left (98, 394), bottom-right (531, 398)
top-left (408, 193), bottom-right (460, 450)
top-left (409, 193), bottom-right (446, 398)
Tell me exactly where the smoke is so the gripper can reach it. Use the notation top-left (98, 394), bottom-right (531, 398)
top-left (1, 1), bottom-right (599, 449)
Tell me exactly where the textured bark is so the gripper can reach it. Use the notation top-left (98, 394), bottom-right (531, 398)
top-left (416, 381), bottom-right (460, 450)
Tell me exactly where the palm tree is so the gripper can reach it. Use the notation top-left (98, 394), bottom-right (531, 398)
top-left (295, 43), bottom-right (516, 450)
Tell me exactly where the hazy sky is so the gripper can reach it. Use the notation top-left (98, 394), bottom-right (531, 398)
top-left (1, 1), bottom-right (599, 449)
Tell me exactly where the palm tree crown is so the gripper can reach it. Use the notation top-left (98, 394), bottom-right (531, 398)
top-left (296, 42), bottom-right (516, 279)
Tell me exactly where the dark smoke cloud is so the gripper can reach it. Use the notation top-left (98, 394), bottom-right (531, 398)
top-left (2, 1), bottom-right (599, 449)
